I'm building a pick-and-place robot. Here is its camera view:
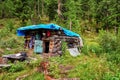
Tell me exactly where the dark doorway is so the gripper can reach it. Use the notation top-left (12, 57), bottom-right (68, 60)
top-left (44, 41), bottom-right (50, 53)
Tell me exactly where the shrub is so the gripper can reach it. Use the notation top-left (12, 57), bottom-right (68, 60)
top-left (8, 62), bottom-right (25, 72)
top-left (102, 71), bottom-right (120, 80)
top-left (98, 30), bottom-right (117, 53)
top-left (23, 72), bottom-right (44, 80)
top-left (107, 52), bottom-right (120, 64)
top-left (81, 42), bottom-right (102, 56)
top-left (48, 61), bottom-right (60, 78)
top-left (98, 30), bottom-right (120, 64)
top-left (61, 41), bottom-right (68, 54)
top-left (28, 58), bottom-right (41, 69)
top-left (0, 38), bottom-right (18, 48)
top-left (5, 20), bottom-right (14, 32)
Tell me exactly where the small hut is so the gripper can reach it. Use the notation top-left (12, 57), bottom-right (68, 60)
top-left (17, 23), bottom-right (83, 57)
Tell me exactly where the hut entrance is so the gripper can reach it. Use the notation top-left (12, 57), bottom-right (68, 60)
top-left (44, 41), bottom-right (50, 53)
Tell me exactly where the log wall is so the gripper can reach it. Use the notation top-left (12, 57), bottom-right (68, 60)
top-left (48, 35), bottom-right (80, 56)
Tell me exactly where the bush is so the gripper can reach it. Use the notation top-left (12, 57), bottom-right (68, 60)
top-left (61, 41), bottom-right (68, 54)
top-left (8, 62), bottom-right (25, 72)
top-left (98, 30), bottom-right (117, 53)
top-left (81, 42), bottom-right (102, 56)
top-left (5, 20), bottom-right (14, 32)
top-left (98, 30), bottom-right (120, 64)
top-left (102, 72), bottom-right (120, 80)
top-left (28, 58), bottom-right (41, 69)
top-left (23, 72), bottom-right (44, 80)
top-left (0, 38), bottom-right (18, 48)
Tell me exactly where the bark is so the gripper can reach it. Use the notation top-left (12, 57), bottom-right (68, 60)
top-left (41, 0), bottom-right (44, 16)
top-left (57, 0), bottom-right (64, 20)
top-left (32, 0), bottom-right (37, 24)
top-left (38, 0), bottom-right (41, 18)
top-left (114, 26), bottom-right (118, 35)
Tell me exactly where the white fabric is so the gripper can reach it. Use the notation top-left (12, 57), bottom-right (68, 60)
top-left (68, 48), bottom-right (80, 57)
top-left (15, 53), bottom-right (21, 56)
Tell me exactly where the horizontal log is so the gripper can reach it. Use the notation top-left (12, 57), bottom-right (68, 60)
top-left (0, 64), bottom-right (11, 68)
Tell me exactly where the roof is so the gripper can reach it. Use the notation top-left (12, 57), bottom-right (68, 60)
top-left (17, 23), bottom-right (80, 37)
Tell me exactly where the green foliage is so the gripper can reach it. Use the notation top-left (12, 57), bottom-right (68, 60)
top-left (107, 52), bottom-right (120, 64)
top-left (0, 38), bottom-right (17, 48)
top-left (5, 19), bottom-right (15, 32)
top-left (0, 0), bottom-right (15, 18)
top-left (82, 41), bottom-right (102, 55)
top-left (98, 30), bottom-right (117, 53)
top-left (0, 0), bottom-right (119, 31)
top-left (48, 52), bottom-right (120, 79)
top-left (116, 28), bottom-right (120, 52)
top-left (28, 58), bottom-right (42, 69)
top-left (48, 60), bottom-right (60, 78)
top-left (8, 62), bottom-right (25, 72)
top-left (61, 41), bottom-right (68, 54)
top-left (23, 72), bottom-right (44, 80)
top-left (98, 30), bottom-right (120, 64)
top-left (0, 0), bottom-right (120, 79)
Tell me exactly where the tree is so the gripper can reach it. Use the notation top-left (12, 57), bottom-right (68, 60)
top-left (13, 0), bottom-right (33, 25)
top-left (0, 0), bottom-right (15, 18)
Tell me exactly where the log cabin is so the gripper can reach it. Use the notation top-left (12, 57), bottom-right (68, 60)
top-left (17, 23), bottom-right (83, 57)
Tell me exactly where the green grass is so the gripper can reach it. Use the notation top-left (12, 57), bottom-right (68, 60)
top-left (23, 72), bottom-right (44, 80)
top-left (47, 53), bottom-right (120, 79)
top-left (0, 69), bottom-right (30, 80)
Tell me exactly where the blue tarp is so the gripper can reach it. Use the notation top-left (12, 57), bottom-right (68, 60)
top-left (17, 23), bottom-right (80, 37)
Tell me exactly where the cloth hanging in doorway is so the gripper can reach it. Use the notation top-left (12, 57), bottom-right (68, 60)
top-left (34, 40), bottom-right (43, 53)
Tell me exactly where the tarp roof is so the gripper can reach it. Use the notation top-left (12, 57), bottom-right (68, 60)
top-left (17, 23), bottom-right (80, 37)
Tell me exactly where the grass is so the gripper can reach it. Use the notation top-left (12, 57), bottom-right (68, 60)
top-left (0, 69), bottom-right (30, 80)
top-left (0, 53), bottom-right (119, 80)
top-left (48, 53), bottom-right (120, 79)
top-left (23, 72), bottom-right (44, 80)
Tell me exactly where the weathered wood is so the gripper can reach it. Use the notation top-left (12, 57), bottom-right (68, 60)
top-left (2, 53), bottom-right (27, 62)
top-left (3, 54), bottom-right (23, 60)
top-left (0, 64), bottom-right (11, 68)
top-left (58, 51), bottom-right (62, 55)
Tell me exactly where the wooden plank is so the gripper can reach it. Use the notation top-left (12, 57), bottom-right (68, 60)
top-left (0, 64), bottom-right (11, 68)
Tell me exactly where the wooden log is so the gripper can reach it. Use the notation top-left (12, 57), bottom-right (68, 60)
top-left (54, 42), bottom-right (61, 47)
top-left (2, 58), bottom-right (8, 64)
top-left (58, 51), bottom-right (62, 55)
top-left (0, 64), bottom-right (11, 68)
top-left (52, 48), bottom-right (58, 53)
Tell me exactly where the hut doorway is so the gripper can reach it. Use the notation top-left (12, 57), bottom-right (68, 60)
top-left (44, 41), bottom-right (50, 53)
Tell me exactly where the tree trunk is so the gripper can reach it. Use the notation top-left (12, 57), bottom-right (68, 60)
top-left (106, 26), bottom-right (109, 32)
top-left (38, 0), bottom-right (41, 18)
top-left (114, 26), bottom-right (118, 35)
top-left (57, 0), bottom-right (63, 20)
top-left (41, 0), bottom-right (44, 17)
top-left (1, 9), bottom-right (5, 19)
top-left (32, 0), bottom-right (37, 24)
top-left (106, 13), bottom-right (109, 32)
